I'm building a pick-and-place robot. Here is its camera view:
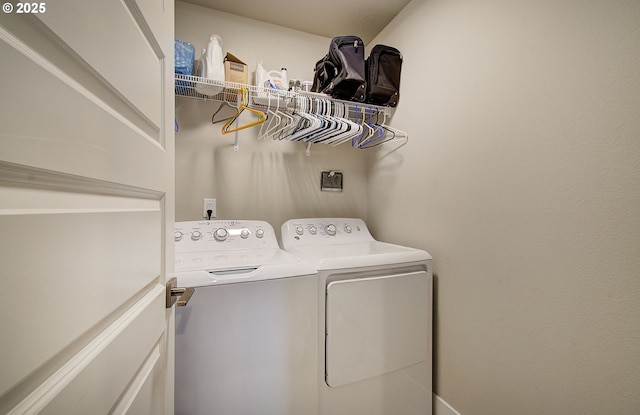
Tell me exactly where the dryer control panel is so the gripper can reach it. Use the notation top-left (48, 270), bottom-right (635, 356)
top-left (175, 220), bottom-right (277, 252)
top-left (281, 218), bottom-right (374, 248)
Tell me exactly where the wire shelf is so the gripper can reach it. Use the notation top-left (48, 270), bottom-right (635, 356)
top-left (174, 74), bottom-right (406, 155)
top-left (175, 74), bottom-right (390, 116)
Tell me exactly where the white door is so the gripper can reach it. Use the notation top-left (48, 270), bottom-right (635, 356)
top-left (0, 1), bottom-right (175, 414)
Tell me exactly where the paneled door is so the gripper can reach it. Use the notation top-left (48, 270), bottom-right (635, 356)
top-left (0, 1), bottom-right (175, 414)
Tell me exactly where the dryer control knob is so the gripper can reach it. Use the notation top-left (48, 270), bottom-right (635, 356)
top-left (309, 226), bottom-right (317, 235)
top-left (240, 229), bottom-right (250, 239)
top-left (325, 224), bottom-right (337, 236)
top-left (344, 225), bottom-right (352, 233)
top-left (214, 228), bottom-right (228, 241)
top-left (191, 230), bottom-right (202, 241)
top-left (175, 231), bottom-right (184, 242)
top-left (296, 226), bottom-right (304, 235)
top-left (256, 229), bottom-right (265, 238)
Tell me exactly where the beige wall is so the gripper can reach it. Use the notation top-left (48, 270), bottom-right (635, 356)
top-left (176, 1), bottom-right (640, 413)
top-left (368, 1), bottom-right (640, 414)
top-left (175, 1), bottom-right (369, 228)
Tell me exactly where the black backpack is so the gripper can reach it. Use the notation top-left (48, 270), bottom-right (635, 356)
top-left (366, 45), bottom-right (403, 107)
top-left (312, 36), bottom-right (367, 102)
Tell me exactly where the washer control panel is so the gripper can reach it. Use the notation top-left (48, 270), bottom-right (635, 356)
top-left (175, 220), bottom-right (276, 253)
top-left (281, 218), bottom-right (374, 248)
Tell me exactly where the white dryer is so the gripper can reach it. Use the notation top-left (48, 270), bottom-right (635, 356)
top-left (281, 218), bottom-right (433, 415)
top-left (174, 220), bottom-right (318, 415)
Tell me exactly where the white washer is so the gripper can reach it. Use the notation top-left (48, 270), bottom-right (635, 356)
top-left (281, 218), bottom-right (433, 415)
top-left (174, 220), bottom-right (318, 415)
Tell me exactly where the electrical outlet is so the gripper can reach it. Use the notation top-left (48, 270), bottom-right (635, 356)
top-left (203, 198), bottom-right (216, 219)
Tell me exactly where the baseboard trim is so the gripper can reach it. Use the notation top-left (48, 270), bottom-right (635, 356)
top-left (433, 393), bottom-right (461, 415)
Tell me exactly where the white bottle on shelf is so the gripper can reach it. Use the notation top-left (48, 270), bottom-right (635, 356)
top-left (255, 61), bottom-right (267, 88)
top-left (264, 67), bottom-right (288, 90)
top-left (195, 34), bottom-right (224, 96)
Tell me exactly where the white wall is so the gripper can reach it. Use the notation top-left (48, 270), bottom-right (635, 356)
top-left (368, 1), bottom-right (640, 414)
top-left (175, 1), bottom-right (370, 227)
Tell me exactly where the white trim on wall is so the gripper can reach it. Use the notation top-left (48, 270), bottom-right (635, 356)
top-left (434, 394), bottom-right (461, 415)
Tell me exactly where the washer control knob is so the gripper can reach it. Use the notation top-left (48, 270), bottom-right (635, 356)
top-left (325, 224), bottom-right (337, 236)
top-left (296, 226), bottom-right (304, 236)
top-left (309, 226), bottom-right (317, 235)
top-left (344, 225), bottom-right (352, 233)
top-left (240, 229), bottom-right (250, 239)
top-left (214, 228), bottom-right (228, 241)
top-left (256, 229), bottom-right (265, 238)
top-left (174, 231), bottom-right (184, 242)
top-left (191, 230), bottom-right (202, 241)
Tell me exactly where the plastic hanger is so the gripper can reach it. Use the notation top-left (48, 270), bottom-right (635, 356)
top-left (296, 98), bottom-right (335, 143)
top-left (287, 96), bottom-right (321, 142)
top-left (258, 92), bottom-right (282, 140)
top-left (272, 105), bottom-right (296, 140)
top-left (360, 111), bottom-right (408, 149)
top-left (221, 86), bottom-right (267, 134)
top-left (322, 102), bottom-right (361, 146)
top-left (357, 109), bottom-right (386, 148)
top-left (351, 106), bottom-right (374, 148)
top-left (211, 101), bottom-right (236, 125)
top-left (270, 95), bottom-right (297, 141)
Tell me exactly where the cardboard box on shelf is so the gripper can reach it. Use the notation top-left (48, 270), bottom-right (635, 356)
top-left (224, 53), bottom-right (248, 85)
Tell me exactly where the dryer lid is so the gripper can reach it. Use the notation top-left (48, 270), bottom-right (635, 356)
top-left (286, 241), bottom-right (431, 270)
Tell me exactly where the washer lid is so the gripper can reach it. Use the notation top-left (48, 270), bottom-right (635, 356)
top-left (286, 241), bottom-right (431, 270)
top-left (175, 248), bottom-right (317, 286)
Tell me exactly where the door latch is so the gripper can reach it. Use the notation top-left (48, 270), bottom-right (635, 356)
top-left (166, 277), bottom-right (195, 308)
